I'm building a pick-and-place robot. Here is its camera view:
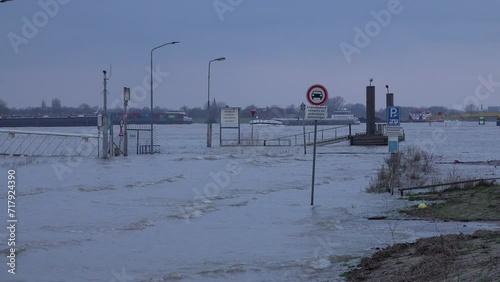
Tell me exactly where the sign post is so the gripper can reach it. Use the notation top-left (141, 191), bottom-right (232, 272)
top-left (123, 87), bottom-right (130, 156)
top-left (385, 106), bottom-right (403, 195)
top-left (306, 84), bottom-right (328, 206)
top-left (300, 103), bottom-right (306, 155)
top-left (386, 106), bottom-right (401, 153)
top-left (251, 109), bottom-right (256, 140)
top-left (386, 106), bottom-right (401, 126)
top-left (220, 107), bottom-right (241, 146)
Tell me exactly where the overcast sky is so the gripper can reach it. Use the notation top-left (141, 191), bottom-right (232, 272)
top-left (1, 0), bottom-right (500, 111)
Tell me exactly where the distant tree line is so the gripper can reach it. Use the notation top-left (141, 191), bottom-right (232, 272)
top-left (0, 97), bottom-right (486, 122)
top-left (0, 98), bottom-right (100, 116)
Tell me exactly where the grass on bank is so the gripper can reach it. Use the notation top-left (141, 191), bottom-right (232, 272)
top-left (403, 184), bottom-right (500, 221)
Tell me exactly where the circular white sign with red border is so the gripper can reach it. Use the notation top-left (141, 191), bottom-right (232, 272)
top-left (306, 84), bottom-right (328, 106)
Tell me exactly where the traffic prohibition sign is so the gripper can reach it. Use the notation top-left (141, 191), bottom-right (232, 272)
top-left (306, 84), bottom-right (328, 106)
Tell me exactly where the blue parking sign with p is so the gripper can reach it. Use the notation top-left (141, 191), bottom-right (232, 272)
top-left (387, 107), bottom-right (400, 126)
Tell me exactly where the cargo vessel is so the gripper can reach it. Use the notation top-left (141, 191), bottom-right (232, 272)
top-left (0, 110), bottom-right (193, 127)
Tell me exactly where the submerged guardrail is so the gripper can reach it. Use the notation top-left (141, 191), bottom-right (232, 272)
top-left (0, 129), bottom-right (100, 157)
top-left (265, 125), bottom-right (351, 146)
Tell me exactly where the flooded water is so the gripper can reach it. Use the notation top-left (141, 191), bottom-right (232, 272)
top-left (0, 121), bottom-right (499, 281)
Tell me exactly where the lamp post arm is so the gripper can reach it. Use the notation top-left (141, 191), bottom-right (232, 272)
top-left (148, 41), bottom-right (179, 154)
top-left (206, 57), bottom-right (225, 148)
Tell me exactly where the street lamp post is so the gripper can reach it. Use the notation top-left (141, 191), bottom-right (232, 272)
top-left (207, 57), bottom-right (226, 148)
top-left (150, 41), bottom-right (179, 154)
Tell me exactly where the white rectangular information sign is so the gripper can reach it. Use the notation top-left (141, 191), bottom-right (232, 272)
top-left (305, 106), bottom-right (328, 120)
top-left (384, 126), bottom-right (404, 136)
top-left (220, 107), bottom-right (240, 127)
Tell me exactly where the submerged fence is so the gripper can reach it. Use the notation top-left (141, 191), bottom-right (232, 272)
top-left (398, 177), bottom-right (500, 196)
top-left (0, 129), bottom-right (100, 157)
top-left (265, 125), bottom-right (352, 146)
top-left (220, 125), bottom-right (352, 147)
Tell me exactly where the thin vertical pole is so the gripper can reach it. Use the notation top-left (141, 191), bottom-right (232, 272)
top-left (102, 71), bottom-right (108, 159)
top-left (110, 118), bottom-right (114, 157)
top-left (311, 120), bottom-right (318, 206)
top-left (150, 50), bottom-right (154, 154)
top-left (238, 108), bottom-right (241, 145)
top-left (136, 130), bottom-right (140, 154)
top-left (303, 109), bottom-right (307, 154)
top-left (390, 153), bottom-right (397, 195)
top-left (97, 134), bottom-right (100, 158)
top-left (207, 61), bottom-right (212, 147)
top-left (251, 119), bottom-right (254, 141)
top-left (124, 88), bottom-right (128, 156)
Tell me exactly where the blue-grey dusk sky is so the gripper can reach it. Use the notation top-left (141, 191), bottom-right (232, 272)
top-left (1, 0), bottom-right (499, 111)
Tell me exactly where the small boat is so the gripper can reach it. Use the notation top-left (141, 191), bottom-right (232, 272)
top-left (329, 109), bottom-right (360, 125)
top-left (250, 119), bottom-right (283, 125)
top-left (409, 110), bottom-right (442, 122)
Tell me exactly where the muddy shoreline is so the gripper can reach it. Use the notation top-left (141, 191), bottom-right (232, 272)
top-left (344, 185), bottom-right (500, 281)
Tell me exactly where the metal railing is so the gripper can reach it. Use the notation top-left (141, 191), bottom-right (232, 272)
top-left (0, 129), bottom-right (99, 157)
top-left (264, 125), bottom-right (351, 146)
top-left (398, 177), bottom-right (500, 196)
top-left (221, 139), bottom-right (266, 147)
